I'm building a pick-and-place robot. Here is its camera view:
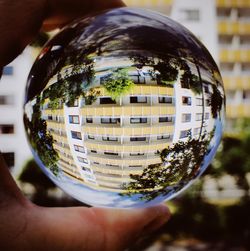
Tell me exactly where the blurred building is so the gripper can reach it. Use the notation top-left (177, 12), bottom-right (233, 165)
top-left (0, 50), bottom-right (33, 176)
top-left (216, 0), bottom-right (250, 128)
top-left (2, 0), bottom-right (249, 177)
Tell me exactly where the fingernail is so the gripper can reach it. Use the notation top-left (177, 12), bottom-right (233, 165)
top-left (142, 204), bottom-right (171, 235)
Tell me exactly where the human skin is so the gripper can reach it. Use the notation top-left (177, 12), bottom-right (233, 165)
top-left (0, 1), bottom-right (171, 250)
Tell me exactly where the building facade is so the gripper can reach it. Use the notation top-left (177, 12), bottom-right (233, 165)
top-left (216, 0), bottom-right (250, 127)
top-left (35, 53), bottom-right (216, 193)
top-left (124, 0), bottom-right (250, 130)
top-left (0, 50), bottom-right (33, 176)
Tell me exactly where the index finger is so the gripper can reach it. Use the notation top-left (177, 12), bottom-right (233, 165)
top-left (0, 0), bottom-right (125, 68)
top-left (43, 0), bottom-right (126, 30)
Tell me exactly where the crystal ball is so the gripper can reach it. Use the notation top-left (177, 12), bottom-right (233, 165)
top-left (24, 7), bottom-right (225, 208)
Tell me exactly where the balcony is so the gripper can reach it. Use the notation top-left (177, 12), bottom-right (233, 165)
top-left (219, 49), bottom-right (250, 62)
top-left (82, 124), bottom-right (174, 136)
top-left (226, 104), bottom-right (250, 118)
top-left (91, 163), bottom-right (144, 174)
top-left (123, 0), bottom-right (173, 7)
top-left (88, 153), bottom-right (162, 166)
top-left (80, 105), bottom-right (175, 117)
top-left (84, 140), bottom-right (171, 153)
top-left (218, 21), bottom-right (250, 35)
top-left (216, 0), bottom-right (250, 8)
top-left (223, 76), bottom-right (250, 89)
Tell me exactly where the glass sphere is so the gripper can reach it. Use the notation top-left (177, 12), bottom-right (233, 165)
top-left (24, 8), bottom-right (225, 208)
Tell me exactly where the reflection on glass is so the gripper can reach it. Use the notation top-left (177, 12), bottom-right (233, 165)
top-left (24, 8), bottom-right (225, 208)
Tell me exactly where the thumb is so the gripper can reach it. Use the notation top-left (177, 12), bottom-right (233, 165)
top-left (92, 205), bottom-right (171, 250)
top-left (27, 204), bottom-right (170, 251)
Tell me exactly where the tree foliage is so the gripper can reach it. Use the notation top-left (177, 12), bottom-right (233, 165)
top-left (130, 53), bottom-right (203, 93)
top-left (122, 132), bottom-right (213, 201)
top-left (41, 54), bottom-right (95, 108)
top-left (209, 84), bottom-right (224, 119)
top-left (103, 69), bottom-right (135, 100)
top-left (24, 96), bottom-right (59, 176)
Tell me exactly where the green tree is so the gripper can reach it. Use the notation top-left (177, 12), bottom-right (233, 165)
top-left (130, 54), bottom-right (178, 86)
top-left (41, 54), bottom-right (95, 108)
top-left (209, 84), bottom-right (224, 119)
top-left (84, 87), bottom-right (101, 105)
top-left (153, 60), bottom-right (178, 85)
top-left (213, 134), bottom-right (250, 198)
top-left (103, 69), bottom-right (135, 100)
top-left (24, 96), bottom-right (59, 175)
top-left (122, 132), bottom-right (213, 201)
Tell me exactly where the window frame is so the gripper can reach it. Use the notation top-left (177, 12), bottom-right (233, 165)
top-left (130, 117), bottom-right (147, 124)
top-left (130, 137), bottom-right (147, 142)
top-left (71, 131), bottom-right (82, 140)
top-left (74, 145), bottom-right (85, 153)
top-left (69, 115), bottom-right (80, 124)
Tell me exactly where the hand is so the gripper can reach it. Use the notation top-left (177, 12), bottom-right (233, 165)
top-left (0, 1), bottom-right (171, 251)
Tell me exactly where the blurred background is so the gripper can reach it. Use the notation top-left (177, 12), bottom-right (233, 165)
top-left (1, 0), bottom-right (250, 250)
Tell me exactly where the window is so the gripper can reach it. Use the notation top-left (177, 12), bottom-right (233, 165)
top-left (2, 66), bottom-right (14, 75)
top-left (196, 98), bottom-right (203, 106)
top-left (130, 137), bottom-right (146, 142)
top-left (157, 134), bottom-right (170, 140)
top-left (182, 96), bottom-right (192, 105)
top-left (205, 113), bottom-right (210, 120)
top-left (240, 36), bottom-right (250, 46)
top-left (82, 166), bottom-right (91, 172)
top-left (130, 153), bottom-right (145, 156)
top-left (243, 90), bottom-right (250, 100)
top-left (180, 129), bottom-right (191, 139)
top-left (130, 117), bottom-right (147, 124)
top-left (106, 164), bottom-right (119, 167)
top-left (78, 157), bottom-right (88, 164)
top-left (193, 127), bottom-right (200, 136)
top-left (88, 135), bottom-right (95, 140)
top-left (130, 96), bottom-right (147, 103)
top-left (2, 152), bottom-right (15, 168)
top-left (0, 95), bottom-right (14, 105)
top-left (159, 96), bottom-right (172, 104)
top-left (102, 136), bottom-right (118, 142)
top-left (0, 124), bottom-right (14, 134)
top-left (159, 116), bottom-right (173, 123)
top-left (91, 150), bottom-right (97, 153)
top-left (100, 97), bottom-right (116, 104)
top-left (204, 84), bottom-right (210, 94)
top-left (74, 145), bottom-right (85, 153)
top-left (101, 118), bottom-right (120, 124)
top-left (104, 152), bottom-right (119, 156)
top-left (93, 161), bottom-right (100, 165)
top-left (205, 99), bottom-right (210, 107)
top-left (182, 113), bottom-right (191, 123)
top-left (129, 165), bottom-right (142, 168)
top-left (181, 9), bottom-right (200, 21)
top-left (69, 115), bottom-right (80, 124)
top-left (71, 131), bottom-right (82, 140)
top-left (196, 113), bottom-right (203, 121)
top-left (86, 117), bottom-right (93, 123)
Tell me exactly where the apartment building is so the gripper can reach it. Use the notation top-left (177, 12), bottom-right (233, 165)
top-left (125, 0), bottom-right (249, 130)
top-left (216, 0), bottom-right (250, 127)
top-left (30, 51), bottom-right (217, 193)
top-left (123, 0), bottom-right (173, 14)
top-left (38, 56), bottom-right (174, 192)
top-left (0, 50), bottom-right (32, 176)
